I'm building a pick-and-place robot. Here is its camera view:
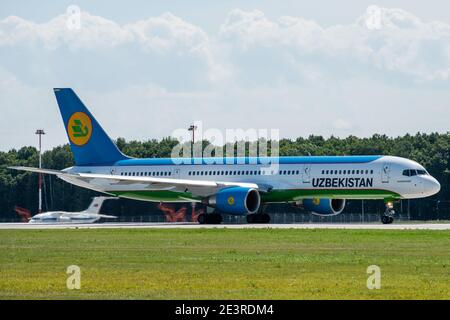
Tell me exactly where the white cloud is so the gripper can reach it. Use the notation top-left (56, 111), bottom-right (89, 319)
top-left (220, 6), bottom-right (450, 82)
top-left (126, 12), bottom-right (207, 53)
top-left (0, 11), bottom-right (229, 83)
top-left (0, 13), bottom-right (131, 49)
top-left (1, 7), bottom-right (450, 83)
top-left (0, 6), bottom-right (449, 151)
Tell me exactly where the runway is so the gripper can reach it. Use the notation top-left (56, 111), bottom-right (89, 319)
top-left (0, 222), bottom-right (449, 230)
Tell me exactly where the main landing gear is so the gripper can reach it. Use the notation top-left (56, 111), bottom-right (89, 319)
top-left (197, 213), bottom-right (223, 224)
top-left (246, 213), bottom-right (271, 224)
top-left (381, 202), bottom-right (395, 224)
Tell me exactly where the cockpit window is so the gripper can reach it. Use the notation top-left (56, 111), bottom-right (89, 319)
top-left (403, 169), bottom-right (428, 177)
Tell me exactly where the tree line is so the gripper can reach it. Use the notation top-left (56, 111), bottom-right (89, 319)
top-left (0, 132), bottom-right (448, 221)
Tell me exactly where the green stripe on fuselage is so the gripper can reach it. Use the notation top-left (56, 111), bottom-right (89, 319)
top-left (260, 189), bottom-right (400, 202)
top-left (109, 188), bottom-right (401, 203)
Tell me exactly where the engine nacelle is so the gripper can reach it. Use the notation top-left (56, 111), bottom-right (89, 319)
top-left (207, 187), bottom-right (261, 215)
top-left (303, 198), bottom-right (346, 216)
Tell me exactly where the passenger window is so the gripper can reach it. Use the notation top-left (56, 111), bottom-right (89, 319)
top-left (370, 170), bottom-right (373, 174)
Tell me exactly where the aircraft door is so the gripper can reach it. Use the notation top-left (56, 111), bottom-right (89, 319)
top-left (381, 163), bottom-right (391, 183)
top-left (173, 168), bottom-right (180, 178)
top-left (302, 164), bottom-right (311, 183)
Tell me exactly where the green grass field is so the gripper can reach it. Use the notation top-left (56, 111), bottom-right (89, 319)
top-left (0, 228), bottom-right (449, 299)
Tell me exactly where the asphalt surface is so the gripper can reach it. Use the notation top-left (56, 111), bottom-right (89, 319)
top-left (0, 222), bottom-right (449, 230)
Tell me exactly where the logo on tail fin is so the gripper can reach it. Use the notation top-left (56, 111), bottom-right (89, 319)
top-left (67, 112), bottom-right (92, 146)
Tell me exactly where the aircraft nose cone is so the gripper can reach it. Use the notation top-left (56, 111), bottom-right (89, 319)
top-left (424, 177), bottom-right (441, 196)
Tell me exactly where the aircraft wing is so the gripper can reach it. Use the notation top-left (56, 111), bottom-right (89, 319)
top-left (9, 167), bottom-right (262, 197)
top-left (97, 214), bottom-right (118, 219)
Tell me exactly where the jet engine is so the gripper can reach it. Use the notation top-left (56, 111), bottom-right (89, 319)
top-left (206, 187), bottom-right (261, 215)
top-left (303, 198), bottom-right (346, 216)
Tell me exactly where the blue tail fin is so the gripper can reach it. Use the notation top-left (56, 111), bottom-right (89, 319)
top-left (53, 88), bottom-right (129, 166)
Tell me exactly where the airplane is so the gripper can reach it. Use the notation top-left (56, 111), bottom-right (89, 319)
top-left (10, 88), bottom-right (441, 225)
top-left (28, 196), bottom-right (117, 224)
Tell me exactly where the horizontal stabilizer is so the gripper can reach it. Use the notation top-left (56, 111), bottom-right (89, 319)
top-left (8, 166), bottom-right (73, 176)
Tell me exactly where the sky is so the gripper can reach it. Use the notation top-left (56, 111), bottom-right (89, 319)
top-left (0, 1), bottom-right (449, 150)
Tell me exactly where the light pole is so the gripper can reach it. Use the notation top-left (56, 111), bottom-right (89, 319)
top-left (188, 125), bottom-right (197, 158)
top-left (35, 129), bottom-right (45, 213)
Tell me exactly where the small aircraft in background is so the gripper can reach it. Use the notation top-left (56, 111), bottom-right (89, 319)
top-left (28, 196), bottom-right (117, 224)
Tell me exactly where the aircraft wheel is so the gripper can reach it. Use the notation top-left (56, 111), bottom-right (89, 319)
top-left (197, 213), bottom-right (206, 224)
top-left (198, 213), bottom-right (222, 224)
top-left (211, 213), bottom-right (223, 224)
top-left (261, 213), bottom-right (271, 223)
top-left (381, 215), bottom-right (394, 224)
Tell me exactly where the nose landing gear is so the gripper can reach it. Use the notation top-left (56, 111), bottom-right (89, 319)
top-left (381, 201), bottom-right (395, 224)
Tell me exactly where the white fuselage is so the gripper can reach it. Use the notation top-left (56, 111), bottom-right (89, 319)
top-left (59, 156), bottom-right (440, 203)
top-left (29, 212), bottom-right (102, 224)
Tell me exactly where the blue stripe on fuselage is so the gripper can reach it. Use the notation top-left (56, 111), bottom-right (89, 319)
top-left (113, 156), bottom-right (382, 166)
